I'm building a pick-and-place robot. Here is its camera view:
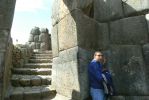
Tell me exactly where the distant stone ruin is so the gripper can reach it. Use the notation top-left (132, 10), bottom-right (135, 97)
top-left (28, 27), bottom-right (52, 51)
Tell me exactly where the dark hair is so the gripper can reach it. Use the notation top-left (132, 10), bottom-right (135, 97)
top-left (94, 51), bottom-right (103, 56)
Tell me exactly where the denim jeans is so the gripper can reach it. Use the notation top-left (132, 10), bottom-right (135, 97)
top-left (90, 88), bottom-right (106, 100)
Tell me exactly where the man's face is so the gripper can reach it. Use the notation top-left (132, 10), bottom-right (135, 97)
top-left (94, 52), bottom-right (104, 62)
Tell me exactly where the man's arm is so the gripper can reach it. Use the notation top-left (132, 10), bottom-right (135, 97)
top-left (89, 62), bottom-right (103, 82)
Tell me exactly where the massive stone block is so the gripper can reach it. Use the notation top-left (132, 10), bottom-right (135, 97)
top-left (0, 38), bottom-right (7, 49)
top-left (108, 45), bottom-right (148, 95)
top-left (57, 9), bottom-right (109, 51)
top-left (52, 0), bottom-right (93, 26)
top-left (0, 15), bottom-right (4, 28)
top-left (142, 43), bottom-right (149, 89)
top-left (94, 0), bottom-right (124, 22)
top-left (110, 15), bottom-right (148, 44)
top-left (122, 0), bottom-right (149, 16)
top-left (51, 25), bottom-right (59, 57)
top-left (143, 43), bottom-right (149, 65)
top-left (52, 46), bottom-right (94, 99)
top-left (146, 14), bottom-right (149, 31)
top-left (0, 52), bottom-right (5, 79)
top-left (4, 0), bottom-right (16, 29)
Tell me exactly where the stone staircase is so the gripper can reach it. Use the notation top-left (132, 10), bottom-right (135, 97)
top-left (6, 51), bottom-right (56, 100)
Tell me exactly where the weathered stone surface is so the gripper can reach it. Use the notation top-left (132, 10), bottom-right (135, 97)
top-left (27, 27), bottom-right (51, 50)
top-left (58, 9), bottom-right (109, 51)
top-left (52, 0), bottom-right (93, 25)
top-left (30, 42), bottom-right (36, 49)
top-left (146, 14), bottom-right (149, 31)
top-left (40, 28), bottom-right (49, 33)
top-left (142, 43), bottom-right (149, 90)
top-left (40, 42), bottom-right (49, 51)
top-left (122, 0), bottom-right (149, 16)
top-left (0, 0), bottom-right (25, 100)
top-left (125, 96), bottom-right (149, 100)
top-left (39, 33), bottom-right (49, 42)
top-left (52, 46), bottom-right (94, 99)
top-left (110, 15), bottom-right (148, 44)
top-left (10, 89), bottom-right (23, 100)
top-left (0, 14), bottom-right (4, 28)
top-left (28, 34), bottom-right (34, 42)
top-left (19, 77), bottom-right (31, 86)
top-left (51, 0), bottom-right (149, 99)
top-left (52, 94), bottom-right (71, 100)
top-left (110, 96), bottom-right (125, 100)
top-left (31, 77), bottom-right (41, 86)
top-left (34, 35), bottom-right (39, 42)
top-left (4, 0), bottom-right (16, 29)
top-left (143, 43), bottom-right (149, 65)
top-left (11, 76), bottom-right (20, 86)
top-left (108, 45), bottom-right (148, 95)
top-left (51, 25), bottom-right (59, 57)
top-left (35, 43), bottom-right (40, 49)
top-left (94, 0), bottom-right (124, 22)
top-left (30, 27), bottom-right (40, 35)
top-left (24, 90), bottom-right (41, 100)
top-left (0, 30), bottom-right (9, 38)
top-left (24, 63), bottom-right (52, 68)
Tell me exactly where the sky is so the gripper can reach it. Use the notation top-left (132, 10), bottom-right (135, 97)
top-left (11, 0), bottom-right (54, 44)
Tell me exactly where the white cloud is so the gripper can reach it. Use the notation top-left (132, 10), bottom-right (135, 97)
top-left (15, 0), bottom-right (47, 12)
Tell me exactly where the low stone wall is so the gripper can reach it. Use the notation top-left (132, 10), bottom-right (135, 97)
top-left (12, 44), bottom-right (33, 68)
top-left (28, 27), bottom-right (52, 50)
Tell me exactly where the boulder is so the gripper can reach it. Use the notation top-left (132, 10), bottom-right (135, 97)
top-left (108, 45), bottom-right (148, 95)
top-left (51, 25), bottom-right (59, 57)
top-left (145, 14), bottom-right (149, 31)
top-left (143, 43), bottom-right (149, 65)
top-left (57, 9), bottom-right (109, 51)
top-left (94, 0), bottom-right (124, 22)
top-left (52, 46), bottom-right (94, 99)
top-left (52, 0), bottom-right (93, 26)
top-left (110, 15), bottom-right (148, 45)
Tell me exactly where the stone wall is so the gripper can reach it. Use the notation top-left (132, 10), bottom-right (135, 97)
top-left (51, 0), bottom-right (149, 100)
top-left (0, 0), bottom-right (16, 100)
top-left (12, 44), bottom-right (33, 68)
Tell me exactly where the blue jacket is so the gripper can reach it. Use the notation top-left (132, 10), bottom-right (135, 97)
top-left (88, 59), bottom-right (104, 89)
top-left (102, 70), bottom-right (115, 96)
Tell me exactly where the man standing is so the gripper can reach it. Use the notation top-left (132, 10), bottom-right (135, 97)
top-left (88, 51), bottom-right (106, 100)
